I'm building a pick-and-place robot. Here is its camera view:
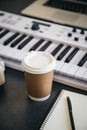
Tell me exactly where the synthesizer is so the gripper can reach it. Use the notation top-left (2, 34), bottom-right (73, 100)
top-left (0, 10), bottom-right (87, 90)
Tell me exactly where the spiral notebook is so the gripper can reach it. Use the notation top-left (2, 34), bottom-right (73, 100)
top-left (39, 90), bottom-right (87, 130)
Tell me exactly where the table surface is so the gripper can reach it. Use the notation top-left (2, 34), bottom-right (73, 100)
top-left (0, 1), bottom-right (87, 130)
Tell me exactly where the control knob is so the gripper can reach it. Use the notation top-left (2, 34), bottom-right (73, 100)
top-left (31, 22), bottom-right (40, 31)
top-left (68, 33), bottom-right (72, 37)
top-left (72, 27), bottom-right (77, 33)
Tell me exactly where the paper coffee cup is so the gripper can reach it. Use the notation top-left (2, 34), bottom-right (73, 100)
top-left (0, 58), bottom-right (5, 86)
top-left (22, 51), bottom-right (56, 101)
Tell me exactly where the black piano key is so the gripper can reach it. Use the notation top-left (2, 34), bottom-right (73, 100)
top-left (51, 44), bottom-right (63, 56)
top-left (3, 32), bottom-right (20, 45)
top-left (65, 48), bottom-right (79, 63)
top-left (18, 36), bottom-right (33, 49)
top-left (39, 41), bottom-right (52, 51)
top-left (78, 53), bottom-right (87, 67)
top-left (29, 39), bottom-right (44, 51)
top-left (0, 27), bottom-right (3, 32)
top-left (57, 46), bottom-right (71, 60)
top-left (10, 34), bottom-right (26, 47)
top-left (0, 30), bottom-right (9, 39)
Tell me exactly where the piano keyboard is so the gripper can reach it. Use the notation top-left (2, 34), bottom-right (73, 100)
top-left (0, 10), bottom-right (87, 90)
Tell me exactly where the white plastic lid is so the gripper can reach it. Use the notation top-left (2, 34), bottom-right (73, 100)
top-left (21, 51), bottom-right (56, 74)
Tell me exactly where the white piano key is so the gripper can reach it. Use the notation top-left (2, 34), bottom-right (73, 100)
top-left (55, 45), bottom-right (67, 59)
top-left (69, 50), bottom-right (82, 64)
top-left (82, 70), bottom-right (87, 81)
top-left (59, 63), bottom-right (73, 75)
top-left (10, 49), bottom-right (26, 62)
top-left (62, 47), bottom-right (74, 61)
top-left (0, 45), bottom-right (25, 62)
top-left (7, 34), bottom-right (22, 46)
top-left (0, 45), bottom-right (14, 56)
top-left (12, 38), bottom-right (41, 61)
top-left (0, 32), bottom-right (14, 44)
top-left (21, 38), bottom-right (39, 51)
top-left (73, 50), bottom-right (86, 65)
top-left (0, 44), bottom-right (5, 50)
top-left (66, 64), bottom-right (79, 77)
top-left (0, 40), bottom-right (26, 61)
top-left (74, 67), bottom-right (87, 79)
top-left (55, 61), bottom-right (64, 72)
top-left (15, 36), bottom-right (29, 48)
top-left (47, 42), bottom-right (59, 53)
top-left (7, 38), bottom-right (40, 60)
top-left (0, 29), bottom-right (4, 34)
top-left (36, 40), bottom-right (47, 51)
top-left (83, 61), bottom-right (87, 67)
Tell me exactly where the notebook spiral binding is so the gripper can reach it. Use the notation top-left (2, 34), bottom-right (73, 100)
top-left (39, 91), bottom-right (64, 130)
